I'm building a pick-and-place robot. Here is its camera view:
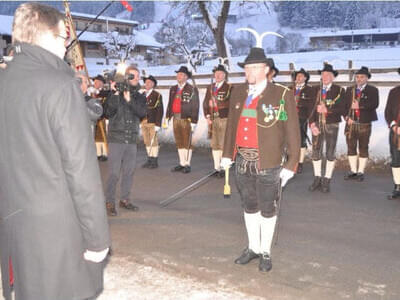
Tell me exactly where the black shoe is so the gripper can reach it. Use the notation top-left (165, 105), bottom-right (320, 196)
top-left (171, 165), bottom-right (184, 172)
top-left (148, 157), bottom-right (158, 169)
top-left (344, 171), bottom-right (358, 180)
top-left (357, 172), bottom-right (364, 182)
top-left (98, 155), bottom-right (108, 162)
top-left (234, 248), bottom-right (259, 265)
top-left (119, 200), bottom-right (139, 211)
top-left (321, 177), bottom-right (331, 193)
top-left (259, 253), bottom-right (272, 272)
top-left (182, 166), bottom-right (191, 173)
top-left (106, 203), bottom-right (117, 217)
top-left (388, 184), bottom-right (400, 200)
top-left (297, 163), bottom-right (303, 174)
top-left (218, 169), bottom-right (225, 178)
top-left (141, 158), bottom-right (151, 168)
top-left (308, 176), bottom-right (322, 192)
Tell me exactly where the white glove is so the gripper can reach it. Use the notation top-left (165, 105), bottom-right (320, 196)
top-left (84, 248), bottom-right (109, 263)
top-left (190, 123), bottom-right (196, 132)
top-left (220, 157), bottom-right (233, 170)
top-left (280, 168), bottom-right (294, 187)
top-left (155, 126), bottom-right (160, 132)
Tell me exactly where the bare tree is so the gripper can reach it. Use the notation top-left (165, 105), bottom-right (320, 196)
top-left (103, 30), bottom-right (136, 63)
top-left (197, 1), bottom-right (231, 61)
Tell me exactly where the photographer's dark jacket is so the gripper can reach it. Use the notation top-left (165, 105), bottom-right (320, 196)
top-left (344, 84), bottom-right (379, 123)
top-left (0, 43), bottom-right (110, 300)
top-left (166, 83), bottom-right (199, 123)
top-left (104, 87), bottom-right (147, 144)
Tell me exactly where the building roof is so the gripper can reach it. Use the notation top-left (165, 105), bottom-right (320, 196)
top-left (78, 30), bottom-right (164, 48)
top-left (0, 14), bottom-right (163, 49)
top-left (71, 12), bottom-right (139, 26)
top-left (309, 27), bottom-right (400, 38)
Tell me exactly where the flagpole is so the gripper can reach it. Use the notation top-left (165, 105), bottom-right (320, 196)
top-left (66, 0), bottom-right (116, 51)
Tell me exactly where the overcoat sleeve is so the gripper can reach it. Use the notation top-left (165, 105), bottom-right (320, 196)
top-left (385, 88), bottom-right (397, 126)
top-left (48, 79), bottom-right (111, 251)
top-left (191, 87), bottom-right (200, 124)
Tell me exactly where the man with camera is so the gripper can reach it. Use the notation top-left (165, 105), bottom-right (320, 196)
top-left (104, 65), bottom-right (147, 216)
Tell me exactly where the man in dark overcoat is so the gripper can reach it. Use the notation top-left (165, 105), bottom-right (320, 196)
top-left (343, 66), bottom-right (379, 181)
top-left (0, 3), bottom-right (110, 300)
top-left (166, 66), bottom-right (199, 174)
top-left (221, 47), bottom-right (300, 272)
top-left (384, 68), bottom-right (400, 200)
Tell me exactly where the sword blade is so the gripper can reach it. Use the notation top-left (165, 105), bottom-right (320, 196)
top-left (160, 170), bottom-right (218, 207)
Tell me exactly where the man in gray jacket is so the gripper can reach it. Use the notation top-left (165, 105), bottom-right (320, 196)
top-left (0, 3), bottom-right (110, 300)
top-left (104, 65), bottom-right (147, 216)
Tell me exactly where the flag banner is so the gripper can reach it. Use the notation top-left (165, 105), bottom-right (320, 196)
top-left (63, 1), bottom-right (88, 75)
top-left (120, 1), bottom-right (133, 12)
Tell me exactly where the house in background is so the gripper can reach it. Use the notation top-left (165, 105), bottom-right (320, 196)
top-left (309, 27), bottom-right (400, 50)
top-left (0, 12), bottom-right (165, 66)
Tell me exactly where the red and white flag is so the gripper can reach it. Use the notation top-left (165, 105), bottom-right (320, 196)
top-left (120, 1), bottom-right (133, 12)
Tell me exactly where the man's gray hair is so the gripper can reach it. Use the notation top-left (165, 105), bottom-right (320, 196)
top-left (12, 2), bottom-right (64, 45)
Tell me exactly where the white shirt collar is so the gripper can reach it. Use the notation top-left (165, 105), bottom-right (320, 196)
top-left (248, 79), bottom-right (267, 98)
top-left (178, 82), bottom-right (186, 90)
top-left (296, 83), bottom-right (305, 89)
top-left (323, 83), bottom-right (332, 90)
top-left (357, 83), bottom-right (367, 90)
top-left (145, 89), bottom-right (153, 97)
top-left (215, 80), bottom-right (224, 89)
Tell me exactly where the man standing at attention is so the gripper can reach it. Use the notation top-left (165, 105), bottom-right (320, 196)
top-left (343, 66), bottom-right (379, 182)
top-left (203, 64), bottom-right (232, 176)
top-left (0, 3), bottom-right (110, 300)
top-left (166, 66), bottom-right (199, 174)
top-left (221, 45), bottom-right (300, 272)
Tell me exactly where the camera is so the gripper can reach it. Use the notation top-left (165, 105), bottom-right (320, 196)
top-left (115, 73), bottom-right (135, 93)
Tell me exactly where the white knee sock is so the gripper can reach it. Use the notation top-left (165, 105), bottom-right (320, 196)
top-left (299, 147), bottom-right (306, 163)
top-left (358, 157), bottom-right (367, 174)
top-left (392, 167), bottom-right (400, 184)
top-left (348, 155), bottom-right (358, 173)
top-left (312, 160), bottom-right (322, 177)
top-left (150, 146), bottom-right (159, 158)
top-left (325, 160), bottom-right (335, 179)
top-left (260, 215), bottom-right (277, 255)
top-left (212, 150), bottom-right (222, 171)
top-left (244, 212), bottom-right (261, 254)
top-left (178, 149), bottom-right (185, 166)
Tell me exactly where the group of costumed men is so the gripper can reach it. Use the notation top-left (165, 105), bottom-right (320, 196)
top-left (91, 39), bottom-right (400, 272)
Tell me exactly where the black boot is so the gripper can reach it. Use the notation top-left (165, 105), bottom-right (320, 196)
top-left (357, 172), bottom-right (364, 182)
top-left (308, 176), bottom-right (322, 192)
top-left (297, 163), bottom-right (303, 174)
top-left (388, 184), bottom-right (400, 200)
top-left (259, 252), bottom-right (272, 272)
top-left (148, 157), bottom-right (158, 169)
top-left (234, 248), bottom-right (259, 265)
top-left (141, 157), bottom-right (151, 168)
top-left (344, 171), bottom-right (358, 180)
top-left (321, 177), bottom-right (331, 193)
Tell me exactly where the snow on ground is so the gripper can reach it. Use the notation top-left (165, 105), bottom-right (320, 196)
top-left (0, 256), bottom-right (263, 300)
